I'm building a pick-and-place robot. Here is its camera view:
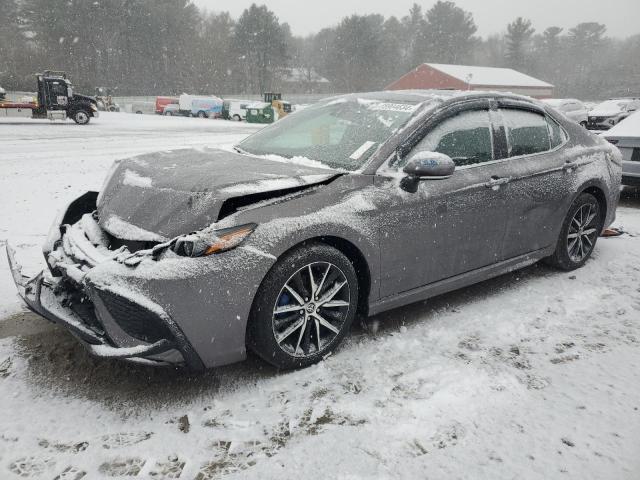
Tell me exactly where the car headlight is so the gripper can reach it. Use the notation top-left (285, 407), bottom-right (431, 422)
top-left (90, 103), bottom-right (98, 111)
top-left (171, 223), bottom-right (257, 257)
top-left (608, 118), bottom-right (616, 125)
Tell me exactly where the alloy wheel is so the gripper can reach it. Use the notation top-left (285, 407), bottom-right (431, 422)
top-left (272, 262), bottom-right (351, 357)
top-left (567, 203), bottom-right (599, 262)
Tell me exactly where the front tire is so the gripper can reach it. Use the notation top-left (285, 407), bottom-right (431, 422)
top-left (197, 110), bottom-right (207, 118)
top-left (248, 243), bottom-right (359, 369)
top-left (72, 109), bottom-right (90, 125)
top-left (545, 193), bottom-right (602, 270)
top-left (233, 114), bottom-right (242, 122)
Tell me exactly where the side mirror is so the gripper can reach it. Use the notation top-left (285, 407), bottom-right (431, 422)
top-left (400, 151), bottom-right (455, 193)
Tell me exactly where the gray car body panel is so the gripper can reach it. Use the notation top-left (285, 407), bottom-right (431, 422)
top-left (8, 90), bottom-right (622, 369)
top-left (602, 133), bottom-right (640, 186)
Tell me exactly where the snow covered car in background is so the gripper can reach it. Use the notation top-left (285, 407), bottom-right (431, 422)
top-left (604, 111), bottom-right (640, 186)
top-left (162, 103), bottom-right (180, 116)
top-left (542, 98), bottom-right (589, 126)
top-left (587, 98), bottom-right (640, 131)
top-left (7, 90), bottom-right (622, 371)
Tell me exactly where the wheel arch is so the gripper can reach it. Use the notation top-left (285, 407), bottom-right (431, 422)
top-left (579, 183), bottom-right (608, 228)
top-left (314, 235), bottom-right (372, 317)
top-left (244, 234), bottom-right (372, 367)
top-left (250, 235), bottom-right (372, 322)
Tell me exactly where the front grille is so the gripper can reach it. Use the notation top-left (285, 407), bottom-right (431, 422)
top-left (96, 289), bottom-right (173, 344)
top-left (56, 279), bottom-right (104, 334)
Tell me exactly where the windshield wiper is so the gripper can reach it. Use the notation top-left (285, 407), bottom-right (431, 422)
top-left (233, 145), bottom-right (248, 155)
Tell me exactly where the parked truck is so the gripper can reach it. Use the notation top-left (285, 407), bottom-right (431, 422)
top-left (156, 96), bottom-right (178, 115)
top-left (246, 92), bottom-right (291, 124)
top-left (177, 94), bottom-right (223, 118)
top-left (0, 71), bottom-right (98, 124)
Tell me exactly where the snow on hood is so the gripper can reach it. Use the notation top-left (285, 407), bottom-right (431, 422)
top-left (97, 148), bottom-right (338, 240)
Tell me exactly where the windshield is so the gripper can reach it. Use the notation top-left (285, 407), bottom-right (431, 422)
top-left (238, 97), bottom-right (420, 170)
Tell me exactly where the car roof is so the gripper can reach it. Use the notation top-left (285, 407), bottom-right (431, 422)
top-left (323, 89), bottom-right (541, 107)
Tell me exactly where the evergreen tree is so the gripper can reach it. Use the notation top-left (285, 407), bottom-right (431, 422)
top-left (424, 1), bottom-right (477, 64)
top-left (505, 17), bottom-right (535, 70)
top-left (231, 4), bottom-right (288, 94)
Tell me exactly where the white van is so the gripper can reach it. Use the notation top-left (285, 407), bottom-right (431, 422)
top-left (222, 99), bottom-right (251, 121)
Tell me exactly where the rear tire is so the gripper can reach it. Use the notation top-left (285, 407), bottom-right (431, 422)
top-left (233, 114), bottom-right (242, 122)
top-left (197, 110), bottom-right (207, 118)
top-left (248, 243), bottom-right (359, 369)
top-left (544, 193), bottom-right (602, 271)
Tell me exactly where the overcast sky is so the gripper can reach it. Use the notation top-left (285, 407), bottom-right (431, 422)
top-left (193, 0), bottom-right (640, 38)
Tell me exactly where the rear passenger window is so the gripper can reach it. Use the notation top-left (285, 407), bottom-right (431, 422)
top-left (501, 109), bottom-right (551, 157)
top-left (547, 117), bottom-right (566, 148)
top-left (411, 109), bottom-right (493, 167)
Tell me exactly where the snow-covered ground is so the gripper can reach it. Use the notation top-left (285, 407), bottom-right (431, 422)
top-left (1, 113), bottom-right (640, 479)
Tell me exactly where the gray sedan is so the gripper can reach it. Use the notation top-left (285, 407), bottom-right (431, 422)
top-left (7, 90), bottom-right (622, 370)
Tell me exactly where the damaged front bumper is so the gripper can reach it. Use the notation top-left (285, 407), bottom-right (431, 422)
top-left (5, 206), bottom-right (204, 370)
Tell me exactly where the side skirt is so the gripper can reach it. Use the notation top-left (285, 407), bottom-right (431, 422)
top-left (368, 247), bottom-right (554, 316)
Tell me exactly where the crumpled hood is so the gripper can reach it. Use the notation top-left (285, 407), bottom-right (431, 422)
top-left (97, 148), bottom-right (338, 241)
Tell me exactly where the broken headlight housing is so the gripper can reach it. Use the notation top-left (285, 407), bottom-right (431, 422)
top-left (171, 223), bottom-right (257, 257)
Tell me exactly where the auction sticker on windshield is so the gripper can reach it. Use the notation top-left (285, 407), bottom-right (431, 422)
top-left (367, 103), bottom-right (418, 113)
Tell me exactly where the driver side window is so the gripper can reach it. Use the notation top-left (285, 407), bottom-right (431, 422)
top-left (409, 109), bottom-right (494, 167)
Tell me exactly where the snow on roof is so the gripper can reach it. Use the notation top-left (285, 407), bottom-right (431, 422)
top-left (605, 111), bottom-right (640, 138)
top-left (426, 63), bottom-right (553, 89)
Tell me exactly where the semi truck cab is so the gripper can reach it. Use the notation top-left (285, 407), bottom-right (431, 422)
top-left (0, 71), bottom-right (99, 124)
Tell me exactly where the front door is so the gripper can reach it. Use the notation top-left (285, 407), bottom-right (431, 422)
top-left (378, 107), bottom-right (512, 298)
top-left (45, 80), bottom-right (69, 110)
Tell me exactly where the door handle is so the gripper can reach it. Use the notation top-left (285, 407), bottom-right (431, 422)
top-left (485, 176), bottom-right (510, 189)
top-left (563, 160), bottom-right (579, 171)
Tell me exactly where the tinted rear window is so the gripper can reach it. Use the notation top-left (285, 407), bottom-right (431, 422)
top-left (501, 109), bottom-right (551, 157)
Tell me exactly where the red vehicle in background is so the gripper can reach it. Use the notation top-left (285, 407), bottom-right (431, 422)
top-left (155, 96), bottom-right (178, 115)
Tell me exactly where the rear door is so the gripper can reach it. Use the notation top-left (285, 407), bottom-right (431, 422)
top-left (377, 102), bottom-right (513, 297)
top-left (491, 104), bottom-right (575, 259)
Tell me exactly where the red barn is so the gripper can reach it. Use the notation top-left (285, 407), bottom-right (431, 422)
top-left (386, 63), bottom-right (554, 99)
